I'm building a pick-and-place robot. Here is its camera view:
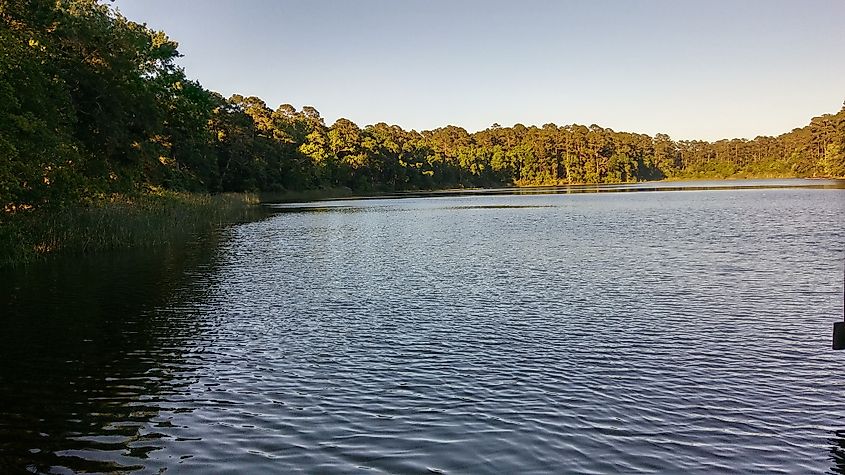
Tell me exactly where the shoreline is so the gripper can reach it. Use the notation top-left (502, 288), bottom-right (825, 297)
top-left (264, 175), bottom-right (845, 204)
top-left (3, 176), bottom-right (843, 268)
top-left (0, 192), bottom-right (263, 268)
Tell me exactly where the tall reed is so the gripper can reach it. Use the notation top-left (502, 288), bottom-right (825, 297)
top-left (0, 191), bottom-right (261, 267)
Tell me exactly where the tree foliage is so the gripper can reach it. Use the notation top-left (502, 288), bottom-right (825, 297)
top-left (2, 0), bottom-right (844, 214)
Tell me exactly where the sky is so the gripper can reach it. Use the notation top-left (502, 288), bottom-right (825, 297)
top-left (113, 0), bottom-right (845, 141)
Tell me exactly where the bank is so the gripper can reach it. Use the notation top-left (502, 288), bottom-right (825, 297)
top-left (0, 191), bottom-right (266, 268)
top-left (4, 175), bottom-right (842, 268)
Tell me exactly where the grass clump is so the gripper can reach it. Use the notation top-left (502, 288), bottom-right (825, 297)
top-left (0, 191), bottom-right (261, 267)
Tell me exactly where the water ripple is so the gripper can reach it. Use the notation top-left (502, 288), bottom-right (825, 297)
top-left (1, 186), bottom-right (844, 473)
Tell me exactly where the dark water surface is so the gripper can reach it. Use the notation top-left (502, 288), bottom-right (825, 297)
top-left (2, 179), bottom-right (845, 473)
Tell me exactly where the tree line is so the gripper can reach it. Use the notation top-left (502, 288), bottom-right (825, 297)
top-left (2, 0), bottom-right (844, 213)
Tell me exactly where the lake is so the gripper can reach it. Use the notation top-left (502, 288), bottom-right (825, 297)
top-left (1, 179), bottom-right (844, 473)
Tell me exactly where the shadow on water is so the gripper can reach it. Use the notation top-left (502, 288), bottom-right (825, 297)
top-left (0, 231), bottom-right (227, 473)
top-left (832, 431), bottom-right (845, 474)
top-left (266, 178), bottom-right (845, 214)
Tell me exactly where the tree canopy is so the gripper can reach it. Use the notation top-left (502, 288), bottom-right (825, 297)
top-left (2, 0), bottom-right (844, 213)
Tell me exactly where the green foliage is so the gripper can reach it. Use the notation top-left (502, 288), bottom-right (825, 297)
top-left (1, 0), bottom-right (844, 222)
top-left (0, 191), bottom-right (260, 266)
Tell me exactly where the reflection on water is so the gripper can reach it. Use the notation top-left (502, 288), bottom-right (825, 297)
top-left (833, 430), bottom-right (845, 473)
top-left (1, 180), bottom-right (845, 473)
top-left (268, 178), bottom-right (845, 212)
top-left (0, 236), bottom-right (225, 473)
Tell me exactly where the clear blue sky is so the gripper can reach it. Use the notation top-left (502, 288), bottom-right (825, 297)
top-left (114, 0), bottom-right (844, 141)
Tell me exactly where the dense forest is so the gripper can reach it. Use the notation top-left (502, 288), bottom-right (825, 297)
top-left (2, 0), bottom-right (845, 215)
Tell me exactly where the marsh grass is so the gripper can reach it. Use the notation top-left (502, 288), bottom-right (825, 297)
top-left (0, 191), bottom-right (261, 267)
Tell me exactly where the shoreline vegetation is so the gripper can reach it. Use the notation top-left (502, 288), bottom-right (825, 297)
top-left (1, 1), bottom-right (844, 266)
top-left (0, 191), bottom-right (261, 267)
top-left (3, 175), bottom-right (842, 268)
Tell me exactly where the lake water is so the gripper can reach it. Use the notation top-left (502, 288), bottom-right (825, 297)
top-left (1, 179), bottom-right (844, 473)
